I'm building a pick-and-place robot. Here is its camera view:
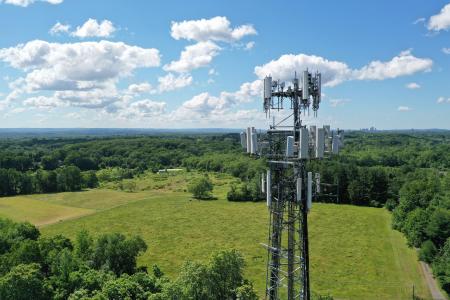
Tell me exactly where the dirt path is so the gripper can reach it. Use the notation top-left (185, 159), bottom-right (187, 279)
top-left (420, 262), bottom-right (447, 300)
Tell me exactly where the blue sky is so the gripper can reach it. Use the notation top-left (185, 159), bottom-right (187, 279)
top-left (0, 0), bottom-right (449, 129)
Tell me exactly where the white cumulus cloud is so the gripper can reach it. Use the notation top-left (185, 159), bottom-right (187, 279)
top-left (244, 41), bottom-right (255, 50)
top-left (398, 106), bottom-right (412, 112)
top-left (171, 79), bottom-right (261, 122)
top-left (0, 40), bottom-right (160, 77)
top-left (437, 96), bottom-right (450, 104)
top-left (413, 17), bottom-right (426, 25)
top-left (72, 19), bottom-right (116, 38)
top-left (254, 50), bottom-right (432, 87)
top-left (49, 22), bottom-right (71, 35)
top-left (118, 99), bottom-right (166, 119)
top-left (329, 98), bottom-right (350, 107)
top-left (23, 95), bottom-right (63, 108)
top-left (127, 82), bottom-right (152, 95)
top-left (354, 50), bottom-right (432, 80)
top-left (0, 40), bottom-right (160, 110)
top-left (1, 0), bottom-right (62, 7)
top-left (53, 86), bottom-right (121, 109)
top-left (442, 48), bottom-right (450, 54)
top-left (163, 41), bottom-right (220, 73)
top-left (427, 3), bottom-right (450, 31)
top-left (157, 73), bottom-right (192, 93)
top-left (172, 92), bottom-right (233, 122)
top-left (171, 16), bottom-right (256, 43)
top-left (406, 82), bottom-right (421, 89)
top-left (254, 53), bottom-right (352, 87)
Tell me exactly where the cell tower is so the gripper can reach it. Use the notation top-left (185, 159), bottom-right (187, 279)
top-left (240, 70), bottom-right (344, 300)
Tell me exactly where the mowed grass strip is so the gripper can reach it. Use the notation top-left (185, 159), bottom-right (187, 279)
top-left (0, 196), bottom-right (94, 227)
top-left (22, 189), bottom-right (158, 210)
top-left (40, 190), bottom-right (431, 299)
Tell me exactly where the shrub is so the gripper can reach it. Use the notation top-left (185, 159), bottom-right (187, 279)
top-left (188, 176), bottom-right (213, 199)
top-left (419, 240), bottom-right (437, 263)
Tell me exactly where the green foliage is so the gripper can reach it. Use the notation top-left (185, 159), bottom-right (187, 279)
top-left (419, 240), bottom-right (437, 263)
top-left (432, 238), bottom-right (450, 294)
top-left (41, 155), bottom-right (59, 170)
top-left (67, 289), bottom-right (105, 300)
top-left (0, 218), bottom-right (40, 257)
top-left (64, 153), bottom-right (97, 171)
top-left (92, 233), bottom-right (147, 276)
top-left (1, 131), bottom-right (449, 295)
top-left (96, 167), bottom-right (133, 183)
top-left (175, 249), bottom-right (253, 299)
top-left (0, 168), bottom-right (33, 196)
top-left (0, 166), bottom-right (85, 195)
top-left (7, 239), bottom-right (42, 267)
top-left (101, 275), bottom-right (146, 300)
top-left (425, 208), bottom-right (450, 247)
top-left (57, 166), bottom-right (82, 192)
top-left (0, 134), bottom-right (242, 196)
top-left (74, 230), bottom-right (93, 262)
top-left (118, 180), bottom-right (137, 192)
top-left (0, 263), bottom-right (49, 300)
top-left (384, 198), bottom-right (397, 211)
top-left (0, 218), bottom-right (258, 300)
top-left (228, 175), bottom-right (263, 202)
top-left (39, 234), bottom-right (73, 273)
top-left (208, 249), bottom-right (246, 299)
top-left (227, 183), bottom-right (252, 201)
top-left (402, 208), bottom-right (429, 247)
top-left (389, 169), bottom-right (449, 295)
top-left (152, 264), bottom-right (164, 278)
top-left (236, 283), bottom-right (259, 300)
top-left (176, 261), bottom-right (211, 299)
top-left (70, 269), bottom-right (115, 294)
top-left (35, 169), bottom-right (58, 193)
top-left (81, 171), bottom-right (99, 189)
top-left (188, 176), bottom-right (214, 199)
top-left (309, 160), bottom-right (391, 207)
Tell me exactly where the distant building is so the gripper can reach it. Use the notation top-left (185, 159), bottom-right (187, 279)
top-left (157, 168), bottom-right (184, 174)
top-left (361, 127), bottom-right (377, 132)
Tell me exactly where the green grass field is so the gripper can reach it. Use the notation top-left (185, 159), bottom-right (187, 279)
top-left (0, 172), bottom-right (431, 299)
top-left (0, 196), bottom-right (94, 226)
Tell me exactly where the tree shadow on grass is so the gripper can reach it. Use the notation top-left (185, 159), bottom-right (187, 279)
top-left (190, 195), bottom-right (218, 201)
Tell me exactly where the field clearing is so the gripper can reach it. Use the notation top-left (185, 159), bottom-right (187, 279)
top-left (0, 196), bottom-right (94, 226)
top-left (26, 189), bottom-right (162, 210)
top-left (9, 176), bottom-right (426, 299)
top-left (0, 171), bottom-right (432, 299)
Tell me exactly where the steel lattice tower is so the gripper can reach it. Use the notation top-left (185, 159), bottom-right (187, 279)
top-left (241, 70), bottom-right (342, 299)
top-left (262, 71), bottom-right (321, 300)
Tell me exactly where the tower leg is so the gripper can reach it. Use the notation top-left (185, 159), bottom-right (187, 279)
top-left (267, 168), bottom-right (283, 300)
top-left (287, 198), bottom-right (295, 300)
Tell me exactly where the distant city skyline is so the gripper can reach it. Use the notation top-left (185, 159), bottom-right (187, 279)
top-left (0, 0), bottom-right (449, 129)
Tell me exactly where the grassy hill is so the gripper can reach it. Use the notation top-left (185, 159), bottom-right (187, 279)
top-left (0, 172), bottom-right (431, 299)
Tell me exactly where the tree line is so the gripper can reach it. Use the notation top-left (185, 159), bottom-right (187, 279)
top-left (0, 167), bottom-right (98, 196)
top-left (390, 170), bottom-right (450, 293)
top-left (0, 135), bottom-right (240, 196)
